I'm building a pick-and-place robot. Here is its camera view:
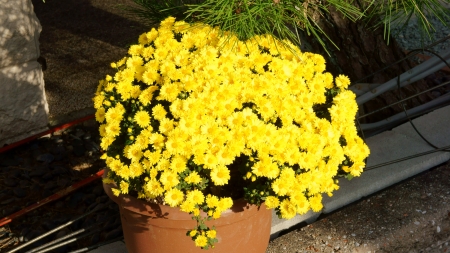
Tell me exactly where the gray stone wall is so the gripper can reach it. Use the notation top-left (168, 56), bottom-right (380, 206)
top-left (0, 0), bottom-right (49, 147)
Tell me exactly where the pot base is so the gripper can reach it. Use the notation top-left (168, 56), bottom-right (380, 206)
top-left (103, 181), bottom-right (272, 253)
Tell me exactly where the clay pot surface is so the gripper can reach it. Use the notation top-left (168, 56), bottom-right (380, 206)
top-left (103, 181), bottom-right (272, 253)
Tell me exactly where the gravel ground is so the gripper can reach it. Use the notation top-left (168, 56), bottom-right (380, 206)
top-left (391, 1), bottom-right (450, 55)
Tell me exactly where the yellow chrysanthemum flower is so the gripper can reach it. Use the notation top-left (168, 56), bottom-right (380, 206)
top-left (158, 118), bottom-right (175, 134)
top-left (111, 188), bottom-right (121, 197)
top-left (210, 166), bottom-right (230, 186)
top-left (93, 94), bottom-right (105, 109)
top-left (189, 230), bottom-right (197, 237)
top-left (203, 152), bottom-right (219, 170)
top-left (100, 135), bottom-right (115, 150)
top-left (125, 144), bottom-right (143, 161)
top-left (265, 196), bottom-right (280, 209)
top-left (309, 194), bottom-right (323, 212)
top-left (186, 189), bottom-right (205, 205)
top-left (145, 28), bottom-right (158, 43)
top-left (142, 69), bottom-right (159, 85)
top-left (145, 180), bottom-right (164, 197)
top-left (138, 86), bottom-right (157, 106)
top-left (271, 176), bottom-right (292, 196)
top-left (105, 123), bottom-right (121, 138)
top-left (138, 33), bottom-right (149, 45)
top-left (134, 111), bottom-right (150, 128)
top-left (180, 200), bottom-right (196, 213)
top-left (105, 106), bottom-right (124, 123)
top-left (194, 235), bottom-right (208, 248)
top-left (335, 74), bottom-right (351, 89)
top-left (206, 230), bottom-right (216, 239)
top-left (170, 156), bottom-right (187, 173)
top-left (129, 162), bottom-right (144, 178)
top-left (185, 171), bottom-right (202, 185)
top-left (164, 188), bottom-right (184, 207)
top-left (120, 181), bottom-right (129, 194)
top-left (205, 194), bottom-right (219, 209)
top-left (95, 107), bottom-right (105, 123)
top-left (152, 104), bottom-right (167, 120)
top-left (160, 16), bottom-right (176, 28)
top-left (160, 170), bottom-right (179, 188)
top-left (279, 199), bottom-right (297, 219)
top-left (216, 197), bottom-right (233, 212)
top-left (157, 82), bottom-right (180, 102)
top-left (128, 45), bottom-right (144, 56)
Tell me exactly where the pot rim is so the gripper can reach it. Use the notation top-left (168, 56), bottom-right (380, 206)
top-left (103, 172), bottom-right (267, 226)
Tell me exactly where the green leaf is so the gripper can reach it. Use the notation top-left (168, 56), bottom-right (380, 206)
top-left (346, 174), bottom-right (354, 181)
top-left (366, 0), bottom-right (450, 45)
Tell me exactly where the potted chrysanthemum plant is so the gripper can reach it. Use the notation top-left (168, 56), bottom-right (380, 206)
top-left (94, 17), bottom-right (370, 253)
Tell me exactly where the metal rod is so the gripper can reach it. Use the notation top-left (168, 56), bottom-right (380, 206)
top-left (35, 228), bottom-right (101, 253)
top-left (351, 34), bottom-right (450, 84)
top-left (358, 80), bottom-right (450, 119)
top-left (24, 214), bottom-right (118, 253)
top-left (358, 92), bottom-right (450, 131)
top-left (0, 169), bottom-right (105, 227)
top-left (6, 203), bottom-right (106, 253)
top-left (0, 114), bottom-right (94, 154)
top-left (365, 145), bottom-right (450, 171)
top-left (356, 49), bottom-right (450, 105)
top-left (25, 228), bottom-right (87, 253)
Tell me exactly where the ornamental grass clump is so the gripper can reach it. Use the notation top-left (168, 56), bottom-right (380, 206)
top-left (95, 17), bottom-right (370, 249)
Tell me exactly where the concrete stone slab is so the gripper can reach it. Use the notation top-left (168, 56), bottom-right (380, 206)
top-left (0, 0), bottom-right (42, 68)
top-left (0, 61), bottom-right (49, 146)
top-left (270, 210), bottom-right (320, 239)
top-left (391, 105), bottom-right (450, 146)
top-left (0, 0), bottom-right (48, 146)
top-left (89, 241), bottom-right (128, 253)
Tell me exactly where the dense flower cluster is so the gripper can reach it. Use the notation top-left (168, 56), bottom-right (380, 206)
top-left (95, 17), bottom-right (370, 249)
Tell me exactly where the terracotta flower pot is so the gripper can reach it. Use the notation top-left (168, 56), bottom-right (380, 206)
top-left (103, 181), bottom-right (272, 253)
